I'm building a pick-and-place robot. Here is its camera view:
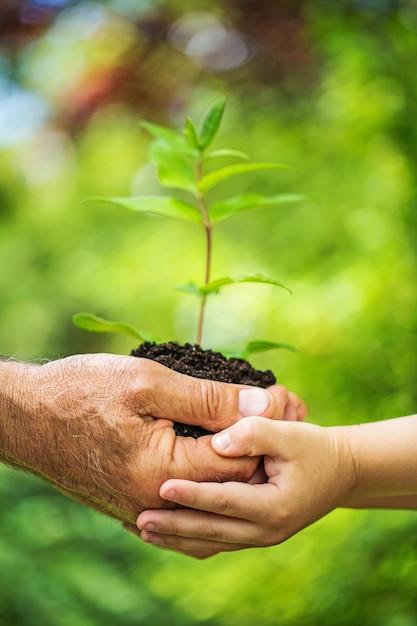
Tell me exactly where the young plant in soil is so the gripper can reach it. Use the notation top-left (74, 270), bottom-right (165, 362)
top-left (74, 97), bottom-right (306, 437)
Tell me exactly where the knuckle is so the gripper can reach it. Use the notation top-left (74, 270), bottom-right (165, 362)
top-left (203, 526), bottom-right (222, 541)
top-left (156, 521), bottom-right (177, 538)
top-left (238, 416), bottom-right (264, 449)
top-left (127, 360), bottom-right (160, 417)
top-left (288, 391), bottom-right (301, 413)
top-left (195, 380), bottom-right (222, 426)
top-left (287, 391), bottom-right (297, 404)
top-left (212, 493), bottom-right (230, 515)
top-left (298, 399), bottom-right (308, 421)
top-left (274, 385), bottom-right (289, 406)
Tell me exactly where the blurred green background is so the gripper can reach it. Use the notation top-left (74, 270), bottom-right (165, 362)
top-left (1, 0), bottom-right (417, 624)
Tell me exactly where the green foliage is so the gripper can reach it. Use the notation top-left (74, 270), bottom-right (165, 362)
top-left (224, 340), bottom-right (298, 359)
top-left (86, 196), bottom-right (203, 224)
top-left (184, 118), bottom-right (199, 151)
top-left (210, 193), bottom-right (309, 223)
top-left (149, 139), bottom-right (196, 193)
top-left (177, 274), bottom-right (292, 297)
top-left (2, 2), bottom-right (417, 623)
top-left (72, 313), bottom-right (158, 343)
top-left (197, 95), bottom-right (228, 150)
top-left (205, 148), bottom-right (249, 161)
top-left (197, 162), bottom-right (292, 194)
top-left (75, 99), bottom-right (303, 352)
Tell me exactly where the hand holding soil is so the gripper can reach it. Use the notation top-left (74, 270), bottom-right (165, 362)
top-left (0, 353), bottom-right (297, 526)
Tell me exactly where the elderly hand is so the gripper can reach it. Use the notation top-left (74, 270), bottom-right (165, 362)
top-left (0, 354), bottom-right (303, 526)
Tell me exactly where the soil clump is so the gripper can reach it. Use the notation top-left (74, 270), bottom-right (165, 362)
top-left (131, 341), bottom-right (276, 438)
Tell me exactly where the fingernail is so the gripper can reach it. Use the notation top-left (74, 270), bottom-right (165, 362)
top-left (143, 523), bottom-right (156, 531)
top-left (239, 388), bottom-right (269, 416)
top-left (147, 534), bottom-right (163, 545)
top-left (163, 489), bottom-right (177, 501)
top-left (213, 431), bottom-right (231, 451)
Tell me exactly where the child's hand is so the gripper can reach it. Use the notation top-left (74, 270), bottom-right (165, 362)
top-left (137, 416), bottom-right (357, 558)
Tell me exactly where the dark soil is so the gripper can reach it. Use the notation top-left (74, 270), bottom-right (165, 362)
top-left (131, 341), bottom-right (276, 438)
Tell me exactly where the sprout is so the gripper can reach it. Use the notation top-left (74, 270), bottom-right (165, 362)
top-left (74, 97), bottom-right (308, 357)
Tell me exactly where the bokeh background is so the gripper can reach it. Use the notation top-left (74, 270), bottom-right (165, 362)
top-left (1, 0), bottom-right (417, 624)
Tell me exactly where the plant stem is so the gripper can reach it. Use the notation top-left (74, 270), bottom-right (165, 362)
top-left (195, 157), bottom-right (212, 345)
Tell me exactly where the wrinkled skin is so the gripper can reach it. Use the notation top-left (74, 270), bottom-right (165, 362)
top-left (2, 354), bottom-right (300, 526)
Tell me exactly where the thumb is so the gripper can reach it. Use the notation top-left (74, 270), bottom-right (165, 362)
top-left (211, 416), bottom-right (286, 457)
top-left (139, 360), bottom-right (278, 432)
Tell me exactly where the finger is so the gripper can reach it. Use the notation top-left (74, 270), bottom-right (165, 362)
top-left (283, 392), bottom-right (308, 422)
top-left (265, 385), bottom-right (290, 421)
top-left (123, 511), bottom-right (234, 559)
top-left (137, 508), bottom-right (259, 551)
top-left (158, 478), bottom-right (277, 524)
top-left (138, 508), bottom-right (255, 541)
top-left (172, 434), bottom-right (260, 484)
top-left (140, 529), bottom-right (251, 554)
top-left (133, 358), bottom-right (282, 432)
top-left (211, 416), bottom-right (289, 458)
top-left (297, 396), bottom-right (308, 421)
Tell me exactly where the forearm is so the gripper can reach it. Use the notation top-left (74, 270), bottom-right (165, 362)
top-left (334, 415), bottom-right (417, 503)
top-left (0, 357), bottom-right (127, 514)
top-left (344, 495), bottom-right (417, 510)
top-left (0, 357), bottom-right (139, 520)
top-left (0, 359), bottom-right (42, 471)
top-left (0, 359), bottom-right (94, 498)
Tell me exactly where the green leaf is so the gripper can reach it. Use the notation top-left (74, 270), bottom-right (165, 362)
top-left (205, 149), bottom-right (250, 161)
top-left (85, 196), bottom-right (202, 224)
top-left (73, 313), bottom-right (158, 342)
top-left (185, 118), bottom-right (200, 151)
top-left (199, 273), bottom-right (292, 296)
top-left (198, 96), bottom-right (228, 151)
top-left (175, 282), bottom-right (202, 297)
top-left (244, 340), bottom-right (298, 355)
top-left (150, 140), bottom-right (197, 194)
top-left (141, 121), bottom-right (185, 147)
top-left (142, 121), bottom-right (197, 158)
top-left (198, 163), bottom-right (293, 194)
top-left (210, 193), bottom-right (308, 223)
top-left (224, 340), bottom-right (298, 359)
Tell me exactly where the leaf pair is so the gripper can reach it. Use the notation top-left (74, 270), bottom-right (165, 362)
top-left (185, 96), bottom-right (228, 152)
top-left (139, 97), bottom-right (228, 195)
top-left (72, 313), bottom-right (297, 359)
top-left (85, 191), bottom-right (309, 228)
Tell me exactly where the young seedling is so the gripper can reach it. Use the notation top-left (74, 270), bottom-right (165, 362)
top-left (73, 97), bottom-right (306, 358)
